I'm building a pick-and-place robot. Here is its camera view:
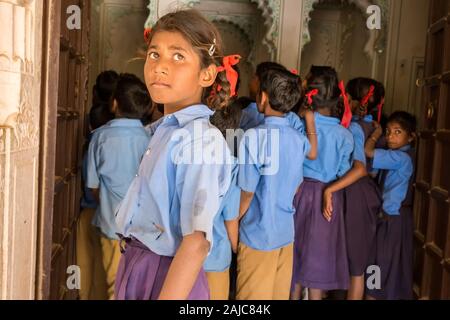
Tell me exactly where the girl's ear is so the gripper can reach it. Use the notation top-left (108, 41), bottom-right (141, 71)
top-left (199, 64), bottom-right (218, 88)
top-left (409, 132), bottom-right (417, 143)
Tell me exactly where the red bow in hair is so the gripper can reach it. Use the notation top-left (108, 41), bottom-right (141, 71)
top-left (290, 69), bottom-right (299, 75)
top-left (144, 28), bottom-right (152, 42)
top-left (376, 97), bottom-right (385, 123)
top-left (305, 89), bottom-right (319, 105)
top-left (339, 80), bottom-right (352, 128)
top-left (217, 55), bottom-right (241, 97)
top-left (360, 85), bottom-right (375, 108)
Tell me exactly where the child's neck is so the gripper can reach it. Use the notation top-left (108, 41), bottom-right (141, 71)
top-left (164, 100), bottom-right (202, 116)
top-left (263, 105), bottom-right (284, 117)
top-left (317, 108), bottom-right (331, 117)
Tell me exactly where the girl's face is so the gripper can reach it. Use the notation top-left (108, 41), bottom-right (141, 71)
top-left (144, 31), bottom-right (217, 111)
top-left (385, 121), bottom-right (414, 150)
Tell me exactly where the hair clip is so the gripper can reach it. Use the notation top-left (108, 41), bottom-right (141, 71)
top-left (290, 69), bottom-right (299, 75)
top-left (208, 38), bottom-right (216, 57)
top-left (144, 28), bottom-right (152, 42)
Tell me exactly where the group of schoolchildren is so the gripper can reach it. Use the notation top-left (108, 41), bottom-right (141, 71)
top-left (77, 9), bottom-right (416, 301)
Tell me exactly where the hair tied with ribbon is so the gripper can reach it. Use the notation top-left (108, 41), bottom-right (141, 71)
top-left (216, 55), bottom-right (241, 97)
top-left (144, 28), bottom-right (152, 42)
top-left (290, 69), bottom-right (299, 75)
top-left (305, 89), bottom-right (319, 106)
top-left (360, 85), bottom-right (375, 108)
top-left (376, 97), bottom-right (385, 123)
top-left (339, 80), bottom-right (352, 128)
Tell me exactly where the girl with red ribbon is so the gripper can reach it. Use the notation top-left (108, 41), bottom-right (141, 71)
top-left (322, 77), bottom-right (386, 300)
top-left (291, 67), bottom-right (354, 300)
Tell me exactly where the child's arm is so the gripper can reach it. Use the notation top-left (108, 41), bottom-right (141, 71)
top-left (90, 188), bottom-right (100, 204)
top-left (304, 110), bottom-right (318, 160)
top-left (365, 122), bottom-right (383, 159)
top-left (225, 219), bottom-right (239, 253)
top-left (158, 231), bottom-right (209, 300)
top-left (323, 160), bottom-right (367, 221)
top-left (239, 190), bottom-right (254, 220)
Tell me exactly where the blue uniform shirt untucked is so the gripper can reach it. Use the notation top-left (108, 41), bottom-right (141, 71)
top-left (86, 119), bottom-right (150, 239)
top-left (303, 112), bottom-right (354, 183)
top-left (204, 159), bottom-right (240, 272)
top-left (373, 145), bottom-right (413, 215)
top-left (238, 116), bottom-right (310, 251)
top-left (115, 104), bottom-right (233, 257)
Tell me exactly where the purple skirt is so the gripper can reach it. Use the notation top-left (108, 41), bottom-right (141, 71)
top-left (344, 176), bottom-right (381, 276)
top-left (115, 239), bottom-right (210, 300)
top-left (366, 206), bottom-right (414, 300)
top-left (292, 179), bottom-right (349, 290)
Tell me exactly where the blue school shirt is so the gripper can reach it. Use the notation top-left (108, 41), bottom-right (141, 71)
top-left (239, 102), bottom-right (305, 133)
top-left (204, 159), bottom-right (240, 272)
top-left (86, 119), bottom-right (150, 239)
top-left (373, 145), bottom-right (413, 215)
top-left (115, 104), bottom-right (233, 256)
top-left (303, 112), bottom-right (354, 183)
top-left (238, 116), bottom-right (310, 251)
top-left (349, 115), bottom-right (372, 165)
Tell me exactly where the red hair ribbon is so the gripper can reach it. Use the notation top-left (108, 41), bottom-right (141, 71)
top-left (291, 69), bottom-right (299, 75)
top-left (360, 85), bottom-right (375, 108)
top-left (339, 80), bottom-right (352, 128)
top-left (376, 97), bottom-right (384, 123)
top-left (216, 55), bottom-right (241, 97)
top-left (305, 89), bottom-right (319, 105)
top-left (144, 28), bottom-right (152, 42)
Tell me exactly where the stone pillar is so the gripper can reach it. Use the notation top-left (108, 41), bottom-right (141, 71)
top-left (0, 0), bottom-right (43, 299)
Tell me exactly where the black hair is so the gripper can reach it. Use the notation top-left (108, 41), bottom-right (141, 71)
top-left (346, 77), bottom-right (385, 118)
top-left (93, 70), bottom-right (119, 105)
top-left (210, 97), bottom-right (243, 137)
top-left (303, 67), bottom-right (343, 118)
top-left (234, 96), bottom-right (254, 110)
top-left (259, 68), bottom-right (302, 113)
top-left (256, 61), bottom-right (286, 80)
top-left (387, 111), bottom-right (417, 136)
top-left (112, 73), bottom-right (151, 119)
top-left (89, 105), bottom-right (114, 130)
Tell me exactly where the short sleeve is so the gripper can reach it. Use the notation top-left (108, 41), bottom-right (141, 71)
top-left (86, 135), bottom-right (100, 189)
top-left (175, 135), bottom-right (232, 248)
top-left (287, 112), bottom-right (306, 135)
top-left (222, 182), bottom-right (240, 221)
top-left (337, 132), bottom-right (354, 178)
top-left (238, 130), bottom-right (262, 193)
top-left (373, 149), bottom-right (411, 171)
top-left (349, 123), bottom-right (366, 165)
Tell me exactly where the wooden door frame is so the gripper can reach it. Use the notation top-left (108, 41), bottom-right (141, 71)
top-left (36, 0), bottom-right (61, 300)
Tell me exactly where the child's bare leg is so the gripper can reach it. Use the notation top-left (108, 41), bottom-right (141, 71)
top-left (290, 284), bottom-right (302, 300)
top-left (308, 288), bottom-right (323, 300)
top-left (347, 275), bottom-right (365, 300)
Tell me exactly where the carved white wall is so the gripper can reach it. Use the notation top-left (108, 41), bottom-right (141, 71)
top-left (0, 0), bottom-right (43, 299)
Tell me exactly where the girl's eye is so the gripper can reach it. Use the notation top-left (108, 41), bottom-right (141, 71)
top-left (395, 129), bottom-right (402, 135)
top-left (174, 53), bottom-right (185, 61)
top-left (148, 52), bottom-right (159, 59)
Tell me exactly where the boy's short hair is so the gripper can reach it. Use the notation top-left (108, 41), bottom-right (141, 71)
top-left (259, 68), bottom-right (302, 113)
top-left (112, 73), bottom-right (151, 119)
top-left (387, 111), bottom-right (417, 135)
top-left (93, 70), bottom-right (119, 104)
top-left (255, 62), bottom-right (286, 80)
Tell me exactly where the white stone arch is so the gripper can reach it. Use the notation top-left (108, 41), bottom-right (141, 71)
top-left (301, 0), bottom-right (390, 61)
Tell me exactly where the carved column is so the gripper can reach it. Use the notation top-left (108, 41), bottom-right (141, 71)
top-left (0, 0), bottom-right (43, 299)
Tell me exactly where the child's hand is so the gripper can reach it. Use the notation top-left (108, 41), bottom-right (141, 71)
top-left (322, 189), bottom-right (333, 222)
top-left (372, 121), bottom-right (383, 139)
top-left (231, 241), bottom-right (238, 254)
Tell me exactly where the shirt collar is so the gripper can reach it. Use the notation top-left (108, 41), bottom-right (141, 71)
top-left (107, 118), bottom-right (143, 127)
top-left (399, 144), bottom-right (411, 152)
top-left (169, 104), bottom-right (214, 127)
top-left (264, 116), bottom-right (290, 126)
top-left (315, 112), bottom-right (340, 124)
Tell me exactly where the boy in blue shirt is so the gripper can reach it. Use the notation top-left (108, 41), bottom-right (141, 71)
top-left (365, 111), bottom-right (416, 300)
top-left (87, 73), bottom-right (151, 299)
top-left (236, 68), bottom-right (317, 300)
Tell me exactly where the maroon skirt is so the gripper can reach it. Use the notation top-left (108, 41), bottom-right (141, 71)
top-left (292, 179), bottom-right (349, 290)
top-left (344, 176), bottom-right (381, 276)
top-left (365, 205), bottom-right (414, 300)
top-left (115, 239), bottom-right (210, 300)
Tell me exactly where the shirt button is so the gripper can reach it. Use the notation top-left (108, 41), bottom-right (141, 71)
top-left (137, 203), bottom-right (141, 207)
top-left (146, 149), bottom-right (150, 155)
top-left (135, 174), bottom-right (139, 177)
